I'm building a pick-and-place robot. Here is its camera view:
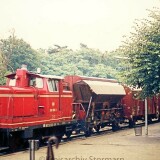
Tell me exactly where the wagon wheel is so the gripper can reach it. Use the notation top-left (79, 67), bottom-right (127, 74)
top-left (129, 119), bottom-right (135, 128)
top-left (156, 111), bottom-right (160, 122)
top-left (95, 124), bottom-right (101, 132)
top-left (85, 127), bottom-right (92, 137)
top-left (148, 116), bottom-right (153, 124)
top-left (112, 121), bottom-right (120, 132)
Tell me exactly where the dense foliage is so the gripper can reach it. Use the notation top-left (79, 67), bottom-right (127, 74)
top-left (40, 44), bottom-right (118, 78)
top-left (0, 38), bottom-right (120, 84)
top-left (119, 8), bottom-right (160, 97)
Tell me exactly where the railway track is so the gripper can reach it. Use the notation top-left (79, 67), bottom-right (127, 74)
top-left (0, 119), bottom-right (158, 157)
top-left (0, 124), bottom-right (125, 156)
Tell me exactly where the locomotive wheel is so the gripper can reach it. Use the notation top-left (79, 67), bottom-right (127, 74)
top-left (57, 135), bottom-right (62, 143)
top-left (65, 131), bottom-right (72, 139)
top-left (9, 133), bottom-right (24, 152)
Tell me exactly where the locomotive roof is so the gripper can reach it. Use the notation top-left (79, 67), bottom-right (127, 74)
top-left (82, 80), bottom-right (126, 95)
top-left (36, 74), bottom-right (63, 79)
top-left (6, 70), bottom-right (63, 80)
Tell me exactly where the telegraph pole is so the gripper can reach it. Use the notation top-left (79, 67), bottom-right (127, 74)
top-left (145, 98), bottom-right (148, 136)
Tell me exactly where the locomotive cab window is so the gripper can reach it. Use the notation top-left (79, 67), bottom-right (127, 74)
top-left (29, 77), bottom-right (43, 88)
top-left (7, 75), bottom-right (16, 86)
top-left (48, 79), bottom-right (59, 92)
top-left (8, 78), bottom-right (16, 86)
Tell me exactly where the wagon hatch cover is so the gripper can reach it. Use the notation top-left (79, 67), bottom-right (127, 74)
top-left (83, 80), bottom-right (126, 95)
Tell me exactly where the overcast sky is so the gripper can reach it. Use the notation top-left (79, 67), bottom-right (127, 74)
top-left (0, 0), bottom-right (159, 51)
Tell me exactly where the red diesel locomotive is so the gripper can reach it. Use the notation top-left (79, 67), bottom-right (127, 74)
top-left (0, 66), bottom-right (75, 150)
top-left (0, 66), bottom-right (160, 150)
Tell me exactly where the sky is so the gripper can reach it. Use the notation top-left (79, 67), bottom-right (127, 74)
top-left (0, 0), bottom-right (159, 51)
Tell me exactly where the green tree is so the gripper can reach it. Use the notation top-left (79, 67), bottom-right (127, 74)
top-left (0, 34), bottom-right (40, 72)
top-left (41, 44), bottom-right (119, 79)
top-left (119, 8), bottom-right (160, 97)
top-left (0, 49), bottom-right (9, 84)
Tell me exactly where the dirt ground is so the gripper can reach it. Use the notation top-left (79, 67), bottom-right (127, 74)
top-left (1, 123), bottom-right (160, 160)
